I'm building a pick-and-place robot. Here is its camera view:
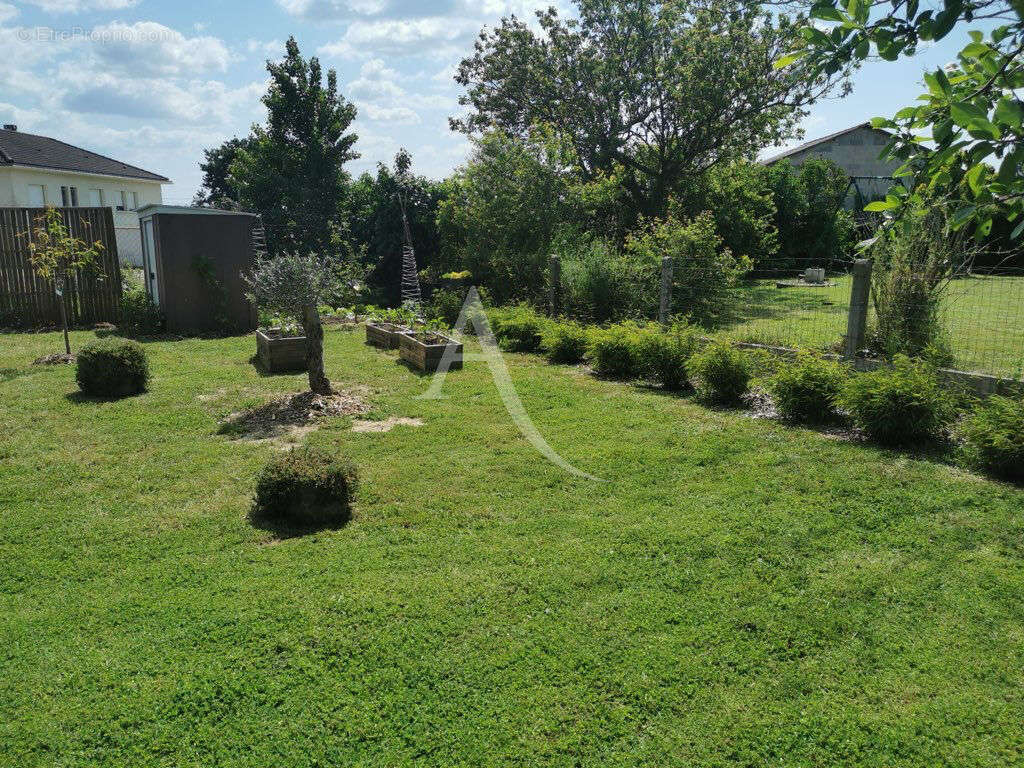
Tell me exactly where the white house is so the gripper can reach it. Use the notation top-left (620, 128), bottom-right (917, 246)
top-left (0, 124), bottom-right (169, 265)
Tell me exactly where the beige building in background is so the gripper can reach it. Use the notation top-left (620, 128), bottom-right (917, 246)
top-left (762, 122), bottom-right (903, 209)
top-left (0, 124), bottom-right (169, 265)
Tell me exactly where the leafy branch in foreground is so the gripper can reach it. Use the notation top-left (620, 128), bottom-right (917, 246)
top-left (777, 0), bottom-right (1024, 240)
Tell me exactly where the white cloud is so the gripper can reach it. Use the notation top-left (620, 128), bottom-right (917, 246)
top-left (361, 104), bottom-right (420, 124)
top-left (87, 22), bottom-right (232, 77)
top-left (320, 17), bottom-right (480, 59)
top-left (247, 38), bottom-right (284, 57)
top-left (20, 0), bottom-right (137, 12)
top-left (347, 58), bottom-right (404, 101)
top-left (0, 2), bottom-right (17, 23)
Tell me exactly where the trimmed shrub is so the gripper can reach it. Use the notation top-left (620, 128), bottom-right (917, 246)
top-left (120, 289), bottom-right (164, 336)
top-left (687, 342), bottom-right (751, 404)
top-left (543, 320), bottom-right (589, 364)
top-left (636, 322), bottom-right (701, 390)
top-left (771, 354), bottom-right (846, 424)
top-left (490, 304), bottom-right (548, 353)
top-left (254, 447), bottom-right (358, 526)
top-left (76, 339), bottom-right (150, 397)
top-left (588, 321), bottom-right (647, 379)
top-left (957, 395), bottom-right (1024, 480)
top-left (841, 355), bottom-right (950, 445)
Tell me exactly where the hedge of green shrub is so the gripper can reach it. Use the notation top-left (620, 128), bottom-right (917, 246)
top-left (120, 290), bottom-right (164, 336)
top-left (76, 339), bottom-right (150, 397)
top-left (489, 304), bottom-right (548, 353)
top-left (687, 342), bottom-right (751, 404)
top-left (253, 447), bottom-right (359, 526)
top-left (957, 395), bottom-right (1024, 480)
top-left (771, 354), bottom-right (846, 424)
top-left (637, 322), bottom-right (700, 390)
top-left (588, 322), bottom-right (648, 379)
top-left (841, 356), bottom-right (949, 445)
top-left (543, 320), bottom-right (590, 364)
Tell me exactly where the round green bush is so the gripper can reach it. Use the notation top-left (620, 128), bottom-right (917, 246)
top-left (957, 395), bottom-right (1024, 480)
top-left (254, 447), bottom-right (358, 526)
top-left (686, 342), bottom-right (751, 404)
top-left (841, 356), bottom-right (950, 446)
top-left (771, 354), bottom-right (846, 424)
top-left (637, 322), bottom-right (700, 390)
top-left (543, 321), bottom-right (589, 364)
top-left (588, 322), bottom-right (647, 379)
top-left (490, 304), bottom-right (548, 353)
top-left (76, 338), bottom-right (150, 397)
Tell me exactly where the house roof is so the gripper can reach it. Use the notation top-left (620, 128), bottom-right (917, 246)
top-left (761, 122), bottom-right (891, 165)
top-left (0, 128), bottom-right (169, 182)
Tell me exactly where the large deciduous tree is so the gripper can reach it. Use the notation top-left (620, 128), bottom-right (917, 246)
top-left (452, 0), bottom-right (839, 222)
top-left (193, 137), bottom-right (255, 209)
top-left (231, 37), bottom-right (359, 255)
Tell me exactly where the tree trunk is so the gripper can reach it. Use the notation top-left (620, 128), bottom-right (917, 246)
top-left (58, 279), bottom-right (71, 356)
top-left (301, 304), bottom-right (332, 395)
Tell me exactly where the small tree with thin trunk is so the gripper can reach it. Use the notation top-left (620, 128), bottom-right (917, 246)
top-left (24, 207), bottom-right (104, 356)
top-left (244, 252), bottom-right (336, 394)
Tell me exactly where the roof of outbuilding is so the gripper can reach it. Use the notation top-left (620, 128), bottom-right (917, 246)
top-left (761, 122), bottom-right (892, 165)
top-left (0, 128), bottom-right (169, 182)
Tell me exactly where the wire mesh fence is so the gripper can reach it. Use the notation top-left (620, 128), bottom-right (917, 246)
top-left (705, 257), bottom-right (1024, 381)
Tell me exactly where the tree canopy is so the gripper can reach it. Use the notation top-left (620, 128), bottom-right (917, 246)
top-left (453, 0), bottom-right (838, 221)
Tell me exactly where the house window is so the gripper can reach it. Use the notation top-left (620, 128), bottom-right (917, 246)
top-left (69, 187), bottom-right (79, 207)
top-left (28, 184), bottom-right (46, 207)
top-left (88, 188), bottom-right (104, 207)
top-left (118, 191), bottom-right (128, 211)
top-left (61, 186), bottom-right (69, 206)
top-left (130, 191), bottom-right (139, 210)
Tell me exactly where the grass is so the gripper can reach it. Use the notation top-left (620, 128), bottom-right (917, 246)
top-left (720, 275), bottom-right (1024, 379)
top-left (2, 326), bottom-right (1024, 766)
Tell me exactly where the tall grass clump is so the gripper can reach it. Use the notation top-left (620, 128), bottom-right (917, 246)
top-left (588, 321), bottom-right (648, 379)
top-left (489, 304), bottom-right (548, 353)
top-left (636, 322), bottom-right (701, 390)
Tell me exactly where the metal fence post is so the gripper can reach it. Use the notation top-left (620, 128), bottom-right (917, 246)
top-left (548, 254), bottom-right (561, 317)
top-left (659, 255), bottom-right (673, 327)
top-left (844, 258), bottom-right (873, 359)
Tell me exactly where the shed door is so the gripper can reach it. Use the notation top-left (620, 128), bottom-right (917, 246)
top-left (141, 217), bottom-right (160, 305)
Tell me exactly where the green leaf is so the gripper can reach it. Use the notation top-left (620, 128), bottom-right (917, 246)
top-left (1011, 219), bottom-right (1024, 240)
top-left (975, 217), bottom-right (993, 240)
top-left (994, 97), bottom-right (1023, 130)
top-left (998, 150), bottom-right (1022, 185)
top-left (893, 106), bottom-right (918, 120)
top-left (811, 5), bottom-right (847, 22)
top-left (966, 162), bottom-right (986, 194)
top-left (951, 204), bottom-right (977, 229)
top-left (774, 52), bottom-right (805, 69)
top-left (864, 200), bottom-right (900, 212)
top-left (854, 37), bottom-right (870, 58)
top-left (950, 101), bottom-right (987, 125)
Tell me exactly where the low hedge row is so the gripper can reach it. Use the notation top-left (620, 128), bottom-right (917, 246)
top-left (486, 304), bottom-right (1023, 480)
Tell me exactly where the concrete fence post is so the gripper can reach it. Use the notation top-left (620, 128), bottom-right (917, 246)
top-left (659, 255), bottom-right (673, 327)
top-left (844, 258), bottom-right (873, 360)
top-left (548, 254), bottom-right (561, 317)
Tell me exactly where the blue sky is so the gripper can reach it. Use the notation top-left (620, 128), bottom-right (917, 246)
top-left (0, 0), bottom-right (982, 203)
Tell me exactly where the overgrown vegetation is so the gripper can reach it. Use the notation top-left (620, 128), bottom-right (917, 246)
top-left (687, 342), bottom-right (752, 404)
top-left (771, 354), bottom-right (846, 423)
top-left (253, 446), bottom-right (358, 527)
top-left (957, 394), bottom-right (1024, 481)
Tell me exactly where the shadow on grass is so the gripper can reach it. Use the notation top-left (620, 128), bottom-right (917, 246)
top-left (0, 367), bottom-right (34, 384)
top-left (709, 281), bottom-right (845, 332)
top-left (394, 358), bottom-right (436, 378)
top-left (248, 355), bottom-right (307, 379)
top-left (65, 389), bottom-right (147, 404)
top-left (247, 504), bottom-right (352, 540)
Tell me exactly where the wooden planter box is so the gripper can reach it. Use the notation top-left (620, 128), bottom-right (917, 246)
top-left (365, 322), bottom-right (410, 349)
top-left (256, 328), bottom-right (307, 373)
top-left (399, 331), bottom-right (463, 372)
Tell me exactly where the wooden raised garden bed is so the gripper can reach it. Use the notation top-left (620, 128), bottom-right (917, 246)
top-left (365, 322), bottom-right (410, 349)
top-left (256, 328), bottom-right (307, 373)
top-left (399, 331), bottom-right (463, 372)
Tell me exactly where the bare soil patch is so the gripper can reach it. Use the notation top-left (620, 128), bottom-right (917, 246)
top-left (351, 417), bottom-right (424, 433)
top-left (219, 388), bottom-right (370, 445)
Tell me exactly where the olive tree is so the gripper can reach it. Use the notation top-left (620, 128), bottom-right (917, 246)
top-left (244, 252), bottom-right (337, 394)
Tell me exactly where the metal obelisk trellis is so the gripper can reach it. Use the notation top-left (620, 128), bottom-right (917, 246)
top-left (398, 191), bottom-right (421, 309)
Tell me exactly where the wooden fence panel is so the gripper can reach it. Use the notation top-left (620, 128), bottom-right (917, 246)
top-left (0, 206), bottom-right (122, 328)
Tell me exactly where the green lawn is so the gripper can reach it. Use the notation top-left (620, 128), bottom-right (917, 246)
top-left (720, 275), bottom-right (1024, 379)
top-left (2, 327), bottom-right (1024, 766)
